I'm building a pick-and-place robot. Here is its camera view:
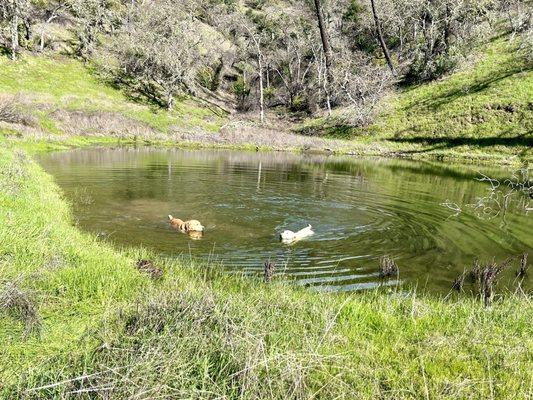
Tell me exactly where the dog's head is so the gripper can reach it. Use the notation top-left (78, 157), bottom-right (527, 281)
top-left (279, 230), bottom-right (296, 242)
top-left (186, 220), bottom-right (204, 232)
top-left (188, 231), bottom-right (203, 240)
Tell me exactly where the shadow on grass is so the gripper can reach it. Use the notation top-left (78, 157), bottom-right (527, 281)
top-left (389, 135), bottom-right (533, 155)
top-left (83, 63), bottom-right (189, 113)
top-left (294, 121), bottom-right (360, 139)
top-left (402, 56), bottom-right (531, 112)
top-left (0, 46), bottom-right (11, 57)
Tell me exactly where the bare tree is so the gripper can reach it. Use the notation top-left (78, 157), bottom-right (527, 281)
top-left (223, 12), bottom-right (268, 122)
top-left (244, 25), bottom-right (266, 124)
top-left (70, 0), bottom-right (119, 60)
top-left (313, 0), bottom-right (333, 115)
top-left (0, 0), bottom-right (31, 60)
top-left (369, 0), bottom-right (395, 74)
top-left (333, 49), bottom-right (393, 126)
top-left (108, 0), bottom-right (205, 109)
top-left (37, 0), bottom-right (67, 51)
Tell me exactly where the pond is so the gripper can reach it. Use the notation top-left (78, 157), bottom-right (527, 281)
top-left (38, 147), bottom-right (532, 294)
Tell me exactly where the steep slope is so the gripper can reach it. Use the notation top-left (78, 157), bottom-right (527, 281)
top-left (298, 36), bottom-right (532, 163)
top-left (373, 37), bottom-right (532, 141)
top-left (0, 55), bottom-right (226, 139)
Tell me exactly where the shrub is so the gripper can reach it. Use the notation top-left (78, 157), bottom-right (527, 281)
top-left (0, 97), bottom-right (24, 124)
top-left (231, 76), bottom-right (251, 110)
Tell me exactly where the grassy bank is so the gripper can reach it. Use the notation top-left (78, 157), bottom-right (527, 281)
top-left (1, 145), bottom-right (532, 398)
top-left (297, 36), bottom-right (532, 165)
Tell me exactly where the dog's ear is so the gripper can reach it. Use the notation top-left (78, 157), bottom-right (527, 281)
top-left (168, 215), bottom-right (173, 220)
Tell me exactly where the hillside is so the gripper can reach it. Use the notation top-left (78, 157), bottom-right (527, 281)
top-left (0, 55), bottom-right (226, 140)
top-left (0, 36), bottom-right (531, 164)
top-left (298, 37), bottom-right (533, 164)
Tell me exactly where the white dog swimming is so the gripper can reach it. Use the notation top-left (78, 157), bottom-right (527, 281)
top-left (280, 224), bottom-right (314, 244)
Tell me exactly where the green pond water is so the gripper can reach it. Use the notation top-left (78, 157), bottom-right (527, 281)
top-left (38, 147), bottom-right (532, 294)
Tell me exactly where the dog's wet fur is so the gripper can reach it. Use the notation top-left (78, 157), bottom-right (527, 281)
top-left (279, 224), bottom-right (314, 244)
top-left (168, 215), bottom-right (204, 234)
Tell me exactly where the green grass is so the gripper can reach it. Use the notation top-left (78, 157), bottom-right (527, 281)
top-left (373, 36), bottom-right (532, 140)
top-left (1, 146), bottom-right (531, 399)
top-left (297, 36), bottom-right (533, 165)
top-left (0, 54), bottom-right (226, 135)
top-left (0, 147), bottom-right (149, 381)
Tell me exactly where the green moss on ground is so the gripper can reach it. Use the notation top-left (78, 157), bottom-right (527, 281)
top-left (0, 146), bottom-right (531, 399)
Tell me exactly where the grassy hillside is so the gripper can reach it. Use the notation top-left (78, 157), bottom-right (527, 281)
top-left (373, 37), bottom-right (532, 140)
top-left (0, 54), bottom-right (226, 138)
top-left (0, 35), bottom-right (531, 165)
top-left (1, 146), bottom-right (532, 398)
top-left (298, 37), bottom-right (533, 164)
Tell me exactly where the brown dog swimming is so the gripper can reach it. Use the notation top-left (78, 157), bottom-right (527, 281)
top-left (168, 215), bottom-right (204, 233)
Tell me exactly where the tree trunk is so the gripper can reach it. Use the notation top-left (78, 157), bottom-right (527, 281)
top-left (167, 92), bottom-right (174, 110)
top-left (211, 58), bottom-right (224, 91)
top-left (443, 5), bottom-right (451, 54)
top-left (258, 57), bottom-right (265, 124)
top-left (370, 0), bottom-right (395, 75)
top-left (11, 15), bottom-right (19, 61)
top-left (41, 14), bottom-right (59, 52)
top-left (24, 18), bottom-right (32, 41)
top-left (40, 31), bottom-right (46, 51)
top-left (313, 0), bottom-right (333, 115)
top-left (313, 0), bottom-right (332, 77)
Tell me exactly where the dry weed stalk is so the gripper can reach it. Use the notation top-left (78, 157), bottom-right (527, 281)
top-left (0, 282), bottom-right (41, 336)
top-left (452, 272), bottom-right (466, 292)
top-left (479, 258), bottom-right (512, 306)
top-left (469, 259), bottom-right (482, 283)
top-left (264, 261), bottom-right (276, 283)
top-left (517, 252), bottom-right (528, 277)
top-left (379, 255), bottom-right (399, 278)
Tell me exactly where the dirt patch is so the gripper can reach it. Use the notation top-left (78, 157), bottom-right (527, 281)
top-left (51, 109), bottom-right (158, 137)
top-left (169, 120), bottom-right (345, 152)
